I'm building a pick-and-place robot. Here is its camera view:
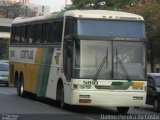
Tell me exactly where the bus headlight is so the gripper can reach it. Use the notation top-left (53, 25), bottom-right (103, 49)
top-left (79, 84), bottom-right (91, 89)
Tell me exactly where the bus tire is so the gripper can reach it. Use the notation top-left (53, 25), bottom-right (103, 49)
top-left (60, 87), bottom-right (67, 110)
top-left (17, 76), bottom-right (21, 96)
top-left (17, 75), bottom-right (25, 97)
top-left (117, 107), bottom-right (129, 114)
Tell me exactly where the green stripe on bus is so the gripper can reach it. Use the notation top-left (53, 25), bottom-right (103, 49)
top-left (122, 82), bottom-right (133, 86)
top-left (111, 82), bottom-right (123, 86)
top-left (36, 48), bottom-right (54, 96)
top-left (111, 82), bottom-right (133, 86)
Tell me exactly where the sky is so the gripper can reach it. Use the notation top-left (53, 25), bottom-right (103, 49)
top-left (29, 0), bottom-right (72, 13)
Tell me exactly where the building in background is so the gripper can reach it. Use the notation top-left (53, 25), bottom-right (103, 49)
top-left (19, 3), bottom-right (50, 17)
top-left (0, 18), bottom-right (12, 59)
top-left (6, 0), bottom-right (29, 5)
top-left (0, 18), bottom-right (12, 40)
top-left (3, 0), bottom-right (50, 18)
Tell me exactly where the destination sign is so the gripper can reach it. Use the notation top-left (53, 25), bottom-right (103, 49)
top-left (113, 37), bottom-right (140, 41)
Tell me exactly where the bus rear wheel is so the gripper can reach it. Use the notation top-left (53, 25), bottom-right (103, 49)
top-left (17, 78), bottom-right (21, 96)
top-left (17, 75), bottom-right (25, 97)
top-left (117, 107), bottom-right (129, 114)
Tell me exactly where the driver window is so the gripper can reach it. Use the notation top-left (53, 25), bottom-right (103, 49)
top-left (63, 41), bottom-right (73, 81)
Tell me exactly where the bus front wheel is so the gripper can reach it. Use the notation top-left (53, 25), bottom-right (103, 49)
top-left (60, 87), bottom-right (67, 109)
top-left (117, 107), bottom-right (129, 114)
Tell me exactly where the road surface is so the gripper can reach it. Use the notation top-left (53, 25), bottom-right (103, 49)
top-left (0, 86), bottom-right (160, 120)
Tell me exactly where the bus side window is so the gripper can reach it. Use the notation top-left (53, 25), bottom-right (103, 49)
top-left (29, 24), bottom-right (34, 44)
top-left (47, 22), bottom-right (53, 43)
top-left (41, 23), bottom-right (48, 43)
top-left (33, 24), bottom-right (37, 43)
top-left (26, 25), bottom-right (30, 43)
top-left (58, 21), bottom-right (63, 43)
top-left (15, 26), bottom-right (20, 43)
top-left (11, 26), bottom-right (15, 44)
top-left (53, 21), bottom-right (63, 43)
top-left (36, 24), bottom-right (42, 44)
top-left (20, 26), bottom-right (26, 44)
top-left (53, 21), bottom-right (58, 43)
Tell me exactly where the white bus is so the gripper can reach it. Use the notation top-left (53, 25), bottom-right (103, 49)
top-left (9, 10), bottom-right (147, 114)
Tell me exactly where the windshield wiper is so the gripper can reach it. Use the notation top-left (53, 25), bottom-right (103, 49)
top-left (115, 48), bottom-right (131, 82)
top-left (94, 47), bottom-right (108, 80)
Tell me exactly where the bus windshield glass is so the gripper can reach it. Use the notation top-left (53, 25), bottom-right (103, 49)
top-left (77, 19), bottom-right (146, 38)
top-left (73, 40), bottom-right (112, 79)
top-left (113, 42), bottom-right (145, 80)
top-left (73, 40), bottom-right (145, 80)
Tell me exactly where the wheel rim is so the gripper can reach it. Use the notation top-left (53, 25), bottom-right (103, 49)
top-left (20, 81), bottom-right (24, 95)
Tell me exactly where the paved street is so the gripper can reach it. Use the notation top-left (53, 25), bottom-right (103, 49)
top-left (0, 86), bottom-right (160, 120)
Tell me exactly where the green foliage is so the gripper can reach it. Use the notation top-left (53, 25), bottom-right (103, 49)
top-left (127, 1), bottom-right (160, 70)
top-left (64, 0), bottom-right (160, 71)
top-left (65, 0), bottom-right (137, 10)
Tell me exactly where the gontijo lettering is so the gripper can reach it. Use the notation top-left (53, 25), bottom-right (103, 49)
top-left (20, 50), bottom-right (33, 59)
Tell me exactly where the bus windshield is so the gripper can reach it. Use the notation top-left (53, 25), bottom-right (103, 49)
top-left (73, 40), bottom-right (145, 80)
top-left (113, 42), bottom-right (145, 80)
top-left (77, 19), bottom-right (146, 38)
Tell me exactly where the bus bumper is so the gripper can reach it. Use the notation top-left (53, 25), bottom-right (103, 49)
top-left (69, 90), bottom-right (146, 107)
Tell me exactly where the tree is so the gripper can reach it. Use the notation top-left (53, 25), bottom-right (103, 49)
top-left (65, 0), bottom-right (160, 10)
top-left (0, 0), bottom-right (33, 19)
top-left (64, 0), bottom-right (137, 10)
top-left (126, 1), bottom-right (160, 72)
top-left (64, 0), bottom-right (160, 72)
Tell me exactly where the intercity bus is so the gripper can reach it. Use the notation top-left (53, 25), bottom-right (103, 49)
top-left (9, 10), bottom-right (147, 114)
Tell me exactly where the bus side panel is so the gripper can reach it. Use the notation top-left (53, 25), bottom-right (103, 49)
top-left (9, 63), bottom-right (15, 87)
top-left (45, 47), bottom-right (61, 100)
top-left (10, 62), bottom-right (25, 86)
top-left (10, 46), bottom-right (61, 97)
top-left (9, 47), bottom-right (27, 87)
top-left (24, 48), bottom-right (42, 93)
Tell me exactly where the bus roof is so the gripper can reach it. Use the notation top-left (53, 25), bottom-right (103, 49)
top-left (12, 10), bottom-right (144, 25)
top-left (65, 10), bottom-right (144, 20)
